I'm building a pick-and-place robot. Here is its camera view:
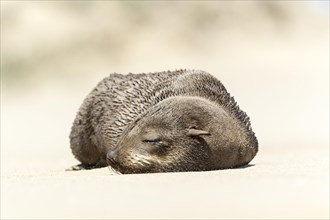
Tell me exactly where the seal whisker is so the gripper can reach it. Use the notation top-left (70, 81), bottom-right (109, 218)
top-left (106, 157), bottom-right (122, 175)
top-left (107, 164), bottom-right (122, 175)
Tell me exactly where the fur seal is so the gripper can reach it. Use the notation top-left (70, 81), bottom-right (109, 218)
top-left (69, 69), bottom-right (258, 173)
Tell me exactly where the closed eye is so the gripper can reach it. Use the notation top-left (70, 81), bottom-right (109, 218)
top-left (143, 139), bottom-right (161, 143)
top-left (143, 139), bottom-right (171, 148)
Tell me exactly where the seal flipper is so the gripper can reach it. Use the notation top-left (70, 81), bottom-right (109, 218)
top-left (65, 161), bottom-right (106, 171)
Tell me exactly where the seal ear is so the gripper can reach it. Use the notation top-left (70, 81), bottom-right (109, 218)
top-left (187, 128), bottom-right (210, 137)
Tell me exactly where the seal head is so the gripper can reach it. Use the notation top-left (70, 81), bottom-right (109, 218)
top-left (107, 96), bottom-right (257, 174)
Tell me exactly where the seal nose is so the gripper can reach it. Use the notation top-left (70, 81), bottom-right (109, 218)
top-left (107, 150), bottom-right (117, 162)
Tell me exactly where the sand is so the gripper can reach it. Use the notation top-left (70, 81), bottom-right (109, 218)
top-left (1, 144), bottom-right (328, 219)
top-left (1, 90), bottom-right (329, 219)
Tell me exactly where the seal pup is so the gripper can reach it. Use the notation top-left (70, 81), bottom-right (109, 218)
top-left (69, 69), bottom-right (258, 173)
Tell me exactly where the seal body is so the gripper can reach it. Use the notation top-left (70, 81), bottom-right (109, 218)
top-left (69, 70), bottom-right (258, 173)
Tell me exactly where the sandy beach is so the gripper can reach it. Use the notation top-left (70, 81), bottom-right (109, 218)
top-left (1, 140), bottom-right (328, 219)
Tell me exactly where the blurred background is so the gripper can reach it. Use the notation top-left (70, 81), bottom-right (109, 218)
top-left (1, 1), bottom-right (329, 218)
top-left (2, 1), bottom-right (328, 170)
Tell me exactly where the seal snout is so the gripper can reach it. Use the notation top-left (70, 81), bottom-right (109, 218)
top-left (107, 150), bottom-right (118, 163)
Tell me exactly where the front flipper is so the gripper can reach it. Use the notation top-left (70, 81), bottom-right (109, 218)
top-left (65, 162), bottom-right (106, 171)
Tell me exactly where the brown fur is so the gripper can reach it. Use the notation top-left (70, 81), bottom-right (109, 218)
top-left (69, 70), bottom-right (258, 173)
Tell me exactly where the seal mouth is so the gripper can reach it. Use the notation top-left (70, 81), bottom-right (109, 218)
top-left (106, 157), bottom-right (123, 174)
top-left (106, 155), bottom-right (162, 174)
top-left (106, 154), bottom-right (142, 174)
top-left (106, 148), bottom-right (158, 174)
